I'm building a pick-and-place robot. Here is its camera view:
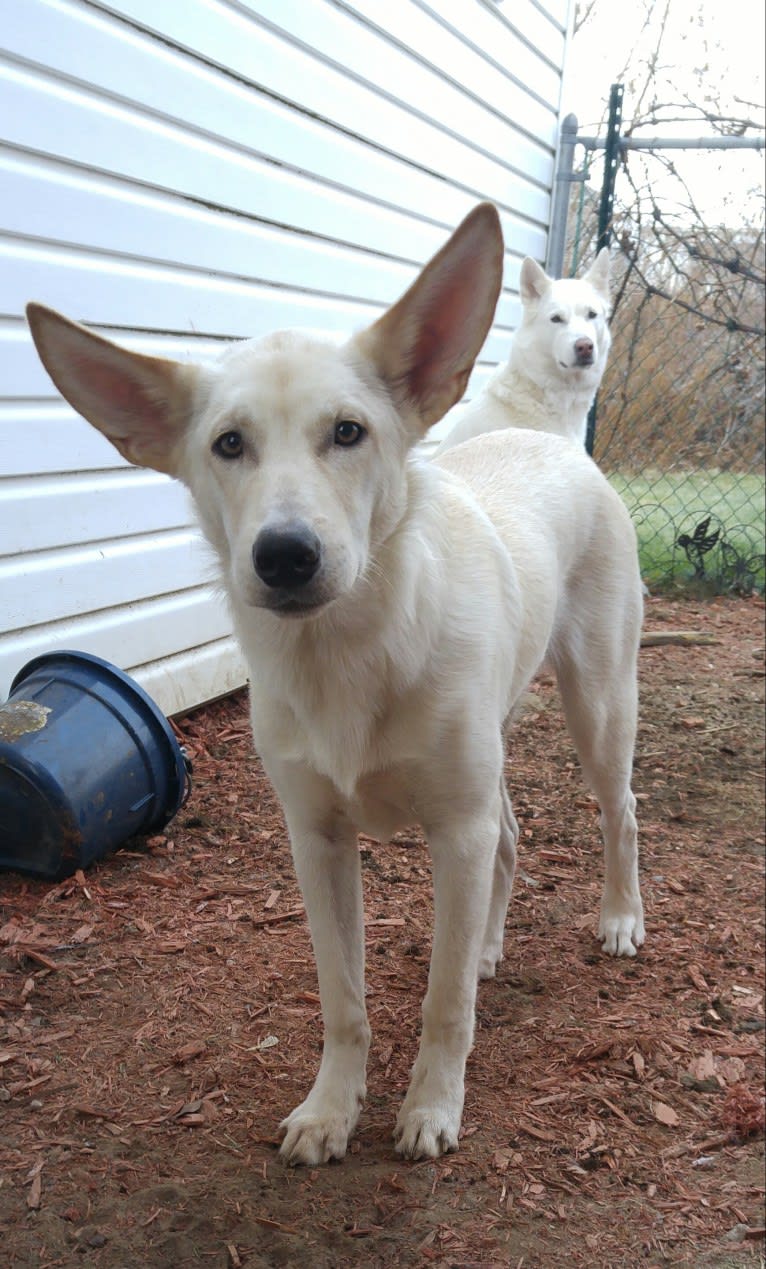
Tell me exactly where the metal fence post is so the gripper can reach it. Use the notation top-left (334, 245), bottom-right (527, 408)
top-left (546, 112), bottom-right (579, 279)
top-left (586, 82), bottom-right (624, 456)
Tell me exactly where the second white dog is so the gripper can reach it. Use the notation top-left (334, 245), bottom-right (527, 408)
top-left (434, 249), bottom-right (611, 454)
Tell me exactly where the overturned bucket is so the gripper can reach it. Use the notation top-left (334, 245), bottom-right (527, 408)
top-left (0, 651), bottom-right (191, 879)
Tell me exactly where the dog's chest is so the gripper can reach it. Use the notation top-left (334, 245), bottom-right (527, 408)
top-left (253, 665), bottom-right (427, 810)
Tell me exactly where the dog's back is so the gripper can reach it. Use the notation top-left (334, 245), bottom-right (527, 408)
top-left (435, 428), bottom-right (641, 667)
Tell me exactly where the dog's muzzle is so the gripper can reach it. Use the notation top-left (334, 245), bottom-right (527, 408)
top-left (253, 525), bottom-right (322, 590)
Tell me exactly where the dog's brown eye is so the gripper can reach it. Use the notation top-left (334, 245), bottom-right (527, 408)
top-left (587, 309), bottom-right (598, 320)
top-left (550, 314), bottom-right (564, 324)
top-left (334, 420), bottom-right (365, 447)
top-left (213, 430), bottom-right (243, 459)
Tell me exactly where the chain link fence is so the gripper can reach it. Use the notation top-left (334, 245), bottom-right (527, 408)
top-left (565, 133), bottom-right (765, 595)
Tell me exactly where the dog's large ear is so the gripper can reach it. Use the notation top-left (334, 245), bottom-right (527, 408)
top-left (352, 202), bottom-right (504, 431)
top-left (519, 257), bottom-right (552, 304)
top-left (584, 246), bottom-right (611, 299)
top-left (26, 304), bottom-right (196, 475)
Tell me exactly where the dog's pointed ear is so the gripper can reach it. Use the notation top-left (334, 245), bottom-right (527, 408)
top-left (26, 303), bottom-right (197, 475)
top-left (519, 257), bottom-right (552, 304)
top-left (584, 246), bottom-right (611, 299)
top-left (351, 202), bottom-right (504, 431)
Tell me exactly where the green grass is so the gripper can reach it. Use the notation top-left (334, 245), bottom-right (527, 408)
top-left (607, 468), bottom-right (766, 594)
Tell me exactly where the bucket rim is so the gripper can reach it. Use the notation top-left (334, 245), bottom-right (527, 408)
top-left (9, 649), bottom-right (189, 823)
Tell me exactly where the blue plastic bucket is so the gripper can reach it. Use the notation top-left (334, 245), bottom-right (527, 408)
top-left (0, 651), bottom-right (190, 879)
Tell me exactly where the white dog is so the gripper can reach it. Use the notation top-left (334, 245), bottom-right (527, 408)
top-left (434, 248), bottom-right (611, 454)
top-left (26, 204), bottom-right (643, 1168)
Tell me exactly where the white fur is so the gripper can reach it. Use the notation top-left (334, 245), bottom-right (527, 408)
top-left (26, 205), bottom-right (643, 1170)
top-left (435, 249), bottom-right (611, 453)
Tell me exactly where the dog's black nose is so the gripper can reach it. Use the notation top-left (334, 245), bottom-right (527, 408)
top-left (574, 337), bottom-right (594, 365)
top-left (253, 526), bottom-right (321, 589)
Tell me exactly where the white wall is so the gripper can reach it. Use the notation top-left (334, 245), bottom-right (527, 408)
top-left (0, 0), bottom-right (572, 715)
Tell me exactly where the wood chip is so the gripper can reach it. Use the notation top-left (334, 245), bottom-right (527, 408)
top-left (141, 871), bottom-right (183, 889)
top-left (27, 1171), bottom-right (42, 1210)
top-left (666, 877), bottom-right (687, 895)
top-left (250, 905), bottom-right (305, 929)
top-left (173, 1040), bottom-right (207, 1064)
top-left (516, 1119), bottom-right (558, 1142)
top-left (70, 924), bottom-right (95, 944)
top-left (653, 1100), bottom-right (680, 1127)
top-left (73, 1104), bottom-right (118, 1120)
top-left (254, 1216), bottom-right (303, 1236)
top-left (687, 964), bottom-right (710, 992)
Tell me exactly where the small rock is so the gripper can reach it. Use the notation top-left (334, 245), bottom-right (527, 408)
top-left (520, 871), bottom-right (540, 888)
top-left (723, 1223), bottom-right (749, 1243)
top-left (72, 1229), bottom-right (109, 1250)
top-left (680, 1074), bottom-right (720, 1093)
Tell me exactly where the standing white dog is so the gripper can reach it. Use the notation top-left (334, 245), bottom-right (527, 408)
top-left (434, 249), bottom-right (611, 454)
top-left (26, 204), bottom-right (643, 1168)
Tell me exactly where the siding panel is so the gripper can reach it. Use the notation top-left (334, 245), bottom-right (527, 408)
top-left (1, 531), bottom-right (208, 630)
top-left (0, 0), bottom-right (572, 714)
top-left (0, 469), bottom-right (189, 556)
top-left (3, 0), bottom-right (552, 219)
top-left (0, 588), bottom-right (231, 691)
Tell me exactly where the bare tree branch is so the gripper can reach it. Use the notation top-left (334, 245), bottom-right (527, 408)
top-left (573, 1), bottom-right (598, 36)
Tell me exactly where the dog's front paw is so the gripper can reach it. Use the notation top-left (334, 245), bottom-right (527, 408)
top-left (598, 894), bottom-right (645, 957)
top-left (279, 1083), bottom-right (364, 1166)
top-left (395, 1041), bottom-right (467, 1158)
top-left (394, 1105), bottom-right (461, 1160)
top-left (394, 1069), bottom-right (464, 1159)
top-left (279, 1106), bottom-right (353, 1166)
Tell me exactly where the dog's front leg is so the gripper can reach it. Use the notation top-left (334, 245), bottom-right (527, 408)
top-left (271, 770), bottom-right (369, 1166)
top-left (395, 809), bottom-right (498, 1160)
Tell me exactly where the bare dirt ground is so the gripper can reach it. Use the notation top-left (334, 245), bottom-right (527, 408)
top-left (1, 594), bottom-right (764, 1268)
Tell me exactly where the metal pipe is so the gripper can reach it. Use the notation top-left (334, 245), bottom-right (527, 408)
top-left (577, 134), bottom-right (765, 151)
top-left (546, 112), bottom-right (579, 278)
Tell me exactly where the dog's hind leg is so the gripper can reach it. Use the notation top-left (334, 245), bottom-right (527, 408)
top-left (478, 779), bottom-right (518, 980)
top-left (552, 607), bottom-right (645, 957)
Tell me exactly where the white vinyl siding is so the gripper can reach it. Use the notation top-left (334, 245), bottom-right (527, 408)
top-left (0, 0), bottom-right (572, 715)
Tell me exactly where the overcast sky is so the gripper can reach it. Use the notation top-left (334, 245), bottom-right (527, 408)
top-left (562, 0), bottom-right (765, 224)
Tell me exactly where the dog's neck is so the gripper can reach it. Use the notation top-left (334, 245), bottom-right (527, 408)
top-left (490, 343), bottom-right (598, 431)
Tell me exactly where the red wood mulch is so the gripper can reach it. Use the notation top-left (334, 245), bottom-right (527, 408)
top-left (0, 594), bottom-right (764, 1268)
